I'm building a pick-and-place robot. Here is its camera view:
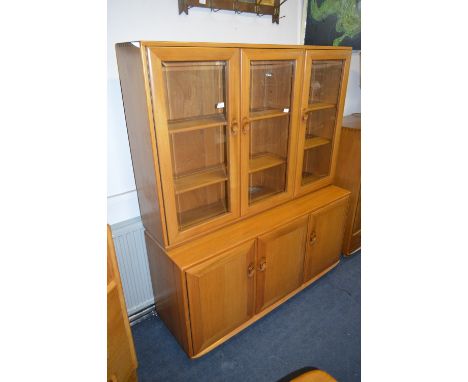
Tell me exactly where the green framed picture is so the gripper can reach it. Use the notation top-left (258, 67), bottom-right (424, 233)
top-left (305, 0), bottom-right (361, 50)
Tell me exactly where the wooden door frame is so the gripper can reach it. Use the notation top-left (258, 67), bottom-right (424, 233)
top-left (240, 48), bottom-right (304, 217)
top-left (294, 50), bottom-right (351, 197)
top-left (145, 46), bottom-right (241, 245)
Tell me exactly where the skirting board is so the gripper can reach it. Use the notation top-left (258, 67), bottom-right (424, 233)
top-left (111, 217), bottom-right (155, 316)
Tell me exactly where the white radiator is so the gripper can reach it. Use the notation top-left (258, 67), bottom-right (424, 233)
top-left (111, 217), bottom-right (154, 317)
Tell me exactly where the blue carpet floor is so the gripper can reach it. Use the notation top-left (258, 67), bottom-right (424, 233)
top-left (132, 252), bottom-right (360, 382)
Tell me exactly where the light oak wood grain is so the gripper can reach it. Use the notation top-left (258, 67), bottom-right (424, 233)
top-left (145, 232), bottom-right (192, 355)
top-left (335, 114), bottom-right (361, 255)
top-left (140, 41), bottom-right (351, 50)
top-left (240, 48), bottom-right (304, 217)
top-left (295, 50), bottom-right (352, 198)
top-left (291, 369), bottom-right (337, 382)
top-left (192, 259), bottom-right (341, 359)
top-left (256, 215), bottom-right (308, 312)
top-left (115, 43), bottom-right (167, 246)
top-left (186, 240), bottom-right (256, 354)
top-left (146, 46), bottom-right (241, 245)
top-left (116, 42), bottom-right (353, 359)
top-left (304, 198), bottom-right (349, 281)
top-left (107, 226), bottom-right (138, 381)
top-left (169, 185), bottom-right (350, 269)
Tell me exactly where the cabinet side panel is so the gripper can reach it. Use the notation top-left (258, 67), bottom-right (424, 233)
top-left (144, 232), bottom-right (191, 355)
top-left (116, 43), bottom-right (166, 245)
top-left (334, 126), bottom-right (361, 255)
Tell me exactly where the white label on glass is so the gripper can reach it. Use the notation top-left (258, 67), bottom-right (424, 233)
top-left (283, 108), bottom-right (289, 113)
top-left (199, 0), bottom-right (206, 4)
top-left (266, 73), bottom-right (272, 77)
top-left (216, 102), bottom-right (225, 109)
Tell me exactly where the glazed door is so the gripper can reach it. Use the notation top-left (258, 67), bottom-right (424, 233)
top-left (255, 215), bottom-right (308, 313)
top-left (147, 47), bottom-right (240, 244)
top-left (240, 49), bottom-right (303, 216)
top-left (186, 240), bottom-right (256, 354)
top-left (295, 50), bottom-right (351, 196)
top-left (304, 198), bottom-right (349, 282)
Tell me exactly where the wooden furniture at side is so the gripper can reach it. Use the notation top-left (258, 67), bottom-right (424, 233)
top-left (107, 226), bottom-right (138, 382)
top-left (334, 113), bottom-right (361, 255)
top-left (115, 41), bottom-right (352, 358)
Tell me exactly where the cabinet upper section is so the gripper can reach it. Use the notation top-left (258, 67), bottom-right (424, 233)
top-left (116, 42), bottom-right (351, 247)
top-left (126, 41), bottom-right (352, 51)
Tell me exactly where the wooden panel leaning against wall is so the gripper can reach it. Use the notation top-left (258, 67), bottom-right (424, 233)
top-left (334, 113), bottom-right (361, 255)
top-left (107, 226), bottom-right (138, 382)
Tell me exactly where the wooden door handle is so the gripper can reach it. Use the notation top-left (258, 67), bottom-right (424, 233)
top-left (258, 258), bottom-right (266, 272)
top-left (309, 231), bottom-right (317, 245)
top-left (302, 109), bottom-right (309, 122)
top-left (247, 263), bottom-right (255, 277)
top-left (230, 120), bottom-right (238, 135)
top-left (242, 118), bottom-right (250, 134)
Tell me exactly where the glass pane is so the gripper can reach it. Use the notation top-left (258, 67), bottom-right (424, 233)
top-left (309, 60), bottom-right (343, 106)
top-left (163, 61), bottom-right (227, 122)
top-left (249, 164), bottom-right (287, 204)
top-left (302, 60), bottom-right (344, 186)
top-left (248, 60), bottom-right (294, 205)
top-left (250, 60), bottom-right (293, 115)
top-left (162, 61), bottom-right (230, 230)
top-left (176, 182), bottom-right (228, 230)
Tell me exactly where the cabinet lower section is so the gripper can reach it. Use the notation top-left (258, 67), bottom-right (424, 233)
top-left (144, 186), bottom-right (350, 358)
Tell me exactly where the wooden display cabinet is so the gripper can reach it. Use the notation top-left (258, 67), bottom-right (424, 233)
top-left (116, 41), bottom-right (352, 358)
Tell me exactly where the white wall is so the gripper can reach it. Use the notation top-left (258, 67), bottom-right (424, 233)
top-left (344, 52), bottom-right (361, 115)
top-left (107, 0), bottom-right (360, 224)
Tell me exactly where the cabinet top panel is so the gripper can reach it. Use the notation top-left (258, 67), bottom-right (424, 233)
top-left (166, 185), bottom-right (350, 270)
top-left (117, 41), bottom-right (352, 51)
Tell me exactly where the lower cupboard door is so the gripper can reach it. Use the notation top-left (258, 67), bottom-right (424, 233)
top-left (255, 215), bottom-right (309, 313)
top-left (186, 240), bottom-right (256, 354)
top-left (304, 197), bottom-right (349, 281)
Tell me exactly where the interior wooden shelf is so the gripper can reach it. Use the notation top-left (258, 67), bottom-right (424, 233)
top-left (249, 108), bottom-right (290, 122)
top-left (168, 114), bottom-right (227, 134)
top-left (249, 186), bottom-right (279, 204)
top-left (174, 166), bottom-right (228, 195)
top-left (301, 171), bottom-right (326, 185)
top-left (304, 136), bottom-right (331, 150)
top-left (307, 102), bottom-right (336, 112)
top-left (178, 200), bottom-right (227, 230)
top-left (249, 153), bottom-right (285, 174)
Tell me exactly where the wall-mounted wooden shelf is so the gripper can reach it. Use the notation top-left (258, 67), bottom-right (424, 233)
top-left (178, 0), bottom-right (284, 24)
